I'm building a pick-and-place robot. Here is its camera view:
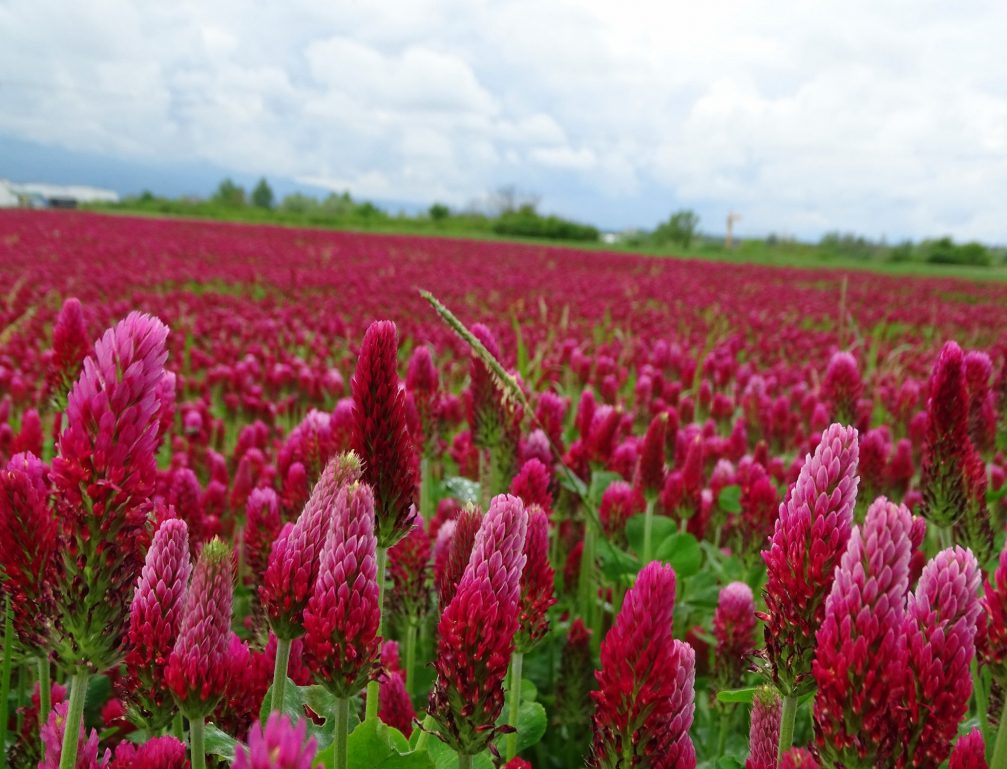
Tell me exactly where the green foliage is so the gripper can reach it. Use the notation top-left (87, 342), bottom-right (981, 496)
top-left (212, 178), bottom-right (247, 208)
top-left (493, 204), bottom-right (599, 242)
top-left (429, 203), bottom-right (450, 221)
top-left (653, 209), bottom-right (700, 248)
top-left (251, 178), bottom-right (275, 209)
top-left (315, 719), bottom-right (433, 769)
top-left (922, 236), bottom-right (992, 266)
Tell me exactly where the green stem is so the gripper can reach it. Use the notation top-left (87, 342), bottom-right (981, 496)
top-left (641, 496), bottom-right (656, 563)
top-left (458, 752), bottom-right (473, 769)
top-left (420, 456), bottom-right (433, 522)
top-left (992, 699), bottom-right (1007, 769)
top-left (404, 620), bottom-right (418, 699)
top-left (0, 596), bottom-right (11, 763)
top-left (270, 636), bottom-right (292, 713)
top-left (505, 652), bottom-right (524, 760)
top-left (975, 660), bottom-right (990, 745)
top-left (365, 546), bottom-right (388, 721)
top-left (38, 656), bottom-right (51, 733)
top-left (716, 708), bottom-right (730, 756)
top-left (777, 694), bottom-right (798, 764)
top-left (334, 697), bottom-right (350, 769)
top-left (173, 713), bottom-right (185, 743)
top-left (58, 672), bottom-right (90, 769)
top-left (577, 523), bottom-right (598, 646)
top-left (190, 716), bottom-right (206, 769)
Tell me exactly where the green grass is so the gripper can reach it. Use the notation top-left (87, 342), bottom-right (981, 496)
top-left (85, 203), bottom-right (1007, 283)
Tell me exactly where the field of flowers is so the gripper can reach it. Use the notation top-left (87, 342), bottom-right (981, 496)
top-left (1, 209), bottom-right (1007, 769)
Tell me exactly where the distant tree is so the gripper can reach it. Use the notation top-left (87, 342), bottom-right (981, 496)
top-left (653, 209), bottom-right (700, 248)
top-left (280, 193), bottom-right (318, 214)
top-left (429, 203), bottom-right (450, 221)
top-left (212, 178), bottom-right (246, 207)
top-left (139, 190), bottom-right (155, 203)
top-left (487, 185), bottom-right (540, 216)
top-left (320, 191), bottom-right (354, 216)
top-left (252, 178), bottom-right (274, 209)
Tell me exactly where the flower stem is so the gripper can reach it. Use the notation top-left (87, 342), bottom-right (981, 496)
top-left (414, 714), bottom-right (435, 752)
top-left (37, 655), bottom-right (51, 733)
top-left (190, 715), bottom-right (206, 769)
top-left (405, 620), bottom-right (418, 699)
top-left (505, 651), bottom-right (524, 760)
top-left (777, 693), bottom-right (798, 764)
top-left (173, 712), bottom-right (185, 743)
top-left (58, 671), bottom-right (90, 769)
top-left (991, 699), bottom-right (1007, 769)
top-left (0, 596), bottom-right (12, 763)
top-left (334, 696), bottom-right (350, 769)
top-left (270, 636), bottom-right (292, 713)
top-left (365, 546), bottom-right (388, 721)
top-left (641, 496), bottom-right (656, 563)
top-left (458, 752), bottom-right (473, 769)
top-left (420, 455), bottom-right (433, 522)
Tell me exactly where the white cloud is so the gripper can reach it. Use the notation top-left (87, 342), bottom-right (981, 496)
top-left (1, 0), bottom-right (1006, 239)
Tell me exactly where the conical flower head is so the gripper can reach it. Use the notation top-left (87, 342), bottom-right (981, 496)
top-left (780, 748), bottom-right (819, 769)
top-left (762, 423), bottom-right (859, 695)
top-left (40, 699), bottom-right (111, 769)
top-left (964, 350), bottom-right (996, 451)
top-left (303, 482), bottom-right (381, 698)
top-left (745, 687), bottom-right (781, 769)
top-left (125, 518), bottom-right (192, 729)
top-left (510, 459), bottom-right (553, 515)
top-left (379, 671), bottom-right (416, 737)
top-left (233, 713), bottom-right (318, 769)
top-left (0, 451), bottom-right (57, 650)
top-left (165, 538), bottom-right (234, 718)
top-left (812, 496), bottom-right (913, 767)
top-left (261, 453), bottom-right (359, 640)
top-left (51, 311), bottom-right (172, 671)
top-left (47, 296), bottom-right (90, 411)
top-left (900, 546), bottom-right (981, 769)
top-left (980, 539), bottom-right (1007, 673)
top-left (406, 344), bottom-right (440, 453)
top-left (948, 729), bottom-right (987, 769)
top-left (109, 736), bottom-right (189, 769)
top-left (823, 351), bottom-right (862, 424)
top-left (352, 320), bottom-right (419, 547)
top-left (713, 581), bottom-right (757, 687)
top-left (435, 505), bottom-right (482, 607)
top-left (242, 487), bottom-right (282, 587)
top-left (516, 506), bottom-right (556, 652)
top-left (590, 561), bottom-right (696, 769)
top-left (387, 519), bottom-right (432, 622)
top-left (635, 412), bottom-right (668, 497)
top-left (921, 341), bottom-right (977, 527)
top-left (427, 494), bottom-right (528, 756)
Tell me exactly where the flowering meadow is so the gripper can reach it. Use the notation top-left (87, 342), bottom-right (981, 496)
top-left (1, 209), bottom-right (1007, 769)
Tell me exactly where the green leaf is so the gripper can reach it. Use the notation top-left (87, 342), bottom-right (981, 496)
top-left (596, 538), bottom-right (641, 580)
top-left (204, 722), bottom-right (238, 761)
top-left (655, 533), bottom-right (702, 578)
top-left (716, 687), bottom-right (757, 704)
top-left (718, 484), bottom-right (742, 514)
top-left (442, 476), bottom-right (480, 505)
top-left (514, 701), bottom-right (547, 752)
top-left (626, 514), bottom-right (677, 556)
top-left (260, 677), bottom-right (307, 726)
top-left (337, 719), bottom-right (435, 769)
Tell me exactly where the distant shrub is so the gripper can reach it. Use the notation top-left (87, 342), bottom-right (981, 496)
top-left (923, 237), bottom-right (991, 267)
top-left (652, 209), bottom-right (700, 248)
top-left (493, 205), bottom-right (599, 242)
top-left (429, 203), bottom-right (451, 221)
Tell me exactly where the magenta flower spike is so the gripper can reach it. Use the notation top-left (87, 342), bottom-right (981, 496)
top-left (379, 671), bottom-right (416, 738)
top-left (822, 351), bottom-right (862, 424)
top-left (109, 736), bottom-right (189, 769)
top-left (948, 729), bottom-right (988, 769)
top-left (302, 482), bottom-right (381, 697)
top-left (40, 700), bottom-right (110, 769)
top-left (713, 581), bottom-right (757, 688)
top-left (427, 494), bottom-right (528, 757)
top-left (0, 451), bottom-right (57, 651)
top-left (812, 497), bottom-right (913, 767)
top-left (125, 518), bottom-right (192, 729)
top-left (351, 320), bottom-right (419, 548)
top-left (387, 519), bottom-right (432, 624)
top-left (165, 538), bottom-right (234, 719)
top-left (761, 423), bottom-right (859, 696)
top-left (435, 505), bottom-right (482, 608)
top-left (516, 506), bottom-right (557, 652)
top-left (900, 546), bottom-right (981, 769)
top-left (745, 687), bottom-right (781, 769)
top-left (51, 311), bottom-right (173, 672)
top-left (232, 713), bottom-right (318, 769)
top-left (635, 411), bottom-right (669, 498)
top-left (47, 297), bottom-right (90, 412)
top-left (780, 748), bottom-right (819, 769)
top-left (590, 561), bottom-right (696, 769)
top-left (260, 453), bottom-right (359, 640)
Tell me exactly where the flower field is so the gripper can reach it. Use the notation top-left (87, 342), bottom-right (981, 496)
top-left (1, 209), bottom-right (1007, 769)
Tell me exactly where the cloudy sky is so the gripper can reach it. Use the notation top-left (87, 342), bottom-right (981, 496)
top-left (3, 0), bottom-right (1006, 240)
